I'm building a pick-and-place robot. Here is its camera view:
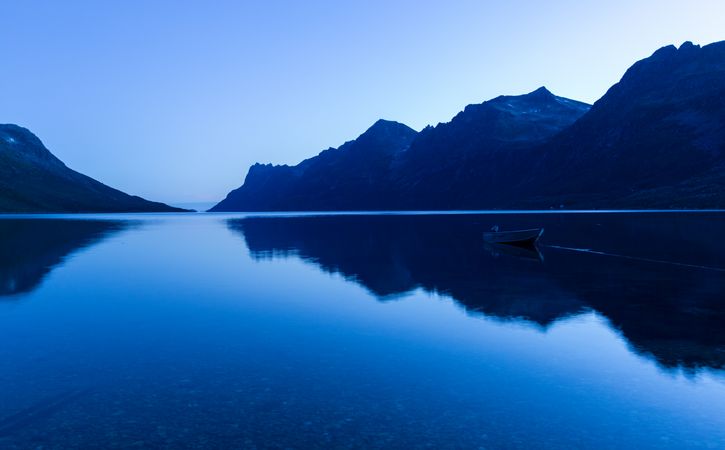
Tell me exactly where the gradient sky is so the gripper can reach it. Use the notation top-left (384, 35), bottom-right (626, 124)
top-left (1, 0), bottom-right (724, 204)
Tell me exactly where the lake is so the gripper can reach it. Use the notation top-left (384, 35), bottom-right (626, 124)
top-left (1, 212), bottom-right (724, 448)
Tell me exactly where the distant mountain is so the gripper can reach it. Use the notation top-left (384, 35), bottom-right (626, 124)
top-left (211, 119), bottom-right (418, 211)
top-left (212, 40), bottom-right (725, 211)
top-left (0, 124), bottom-right (185, 212)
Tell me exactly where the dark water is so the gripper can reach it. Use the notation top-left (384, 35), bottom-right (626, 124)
top-left (1, 212), bottom-right (724, 449)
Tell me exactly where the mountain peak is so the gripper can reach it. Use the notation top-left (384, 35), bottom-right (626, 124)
top-left (526, 86), bottom-right (554, 98)
top-left (366, 119), bottom-right (415, 135)
top-left (481, 87), bottom-right (589, 115)
top-left (650, 44), bottom-right (677, 59)
top-left (484, 86), bottom-right (579, 111)
top-left (605, 39), bottom-right (725, 106)
top-left (1, 124), bottom-right (47, 150)
top-left (1, 123), bottom-right (66, 168)
top-left (649, 41), bottom-right (702, 60)
top-left (645, 40), bottom-right (723, 63)
top-left (355, 119), bottom-right (418, 147)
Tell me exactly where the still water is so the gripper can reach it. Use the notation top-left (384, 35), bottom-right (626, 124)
top-left (0, 212), bottom-right (724, 449)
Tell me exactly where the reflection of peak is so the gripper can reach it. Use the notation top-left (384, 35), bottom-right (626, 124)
top-left (0, 220), bottom-right (129, 298)
top-left (228, 213), bottom-right (725, 372)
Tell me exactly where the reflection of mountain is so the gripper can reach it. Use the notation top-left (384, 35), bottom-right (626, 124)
top-left (0, 219), bottom-right (129, 298)
top-left (229, 214), bottom-right (725, 371)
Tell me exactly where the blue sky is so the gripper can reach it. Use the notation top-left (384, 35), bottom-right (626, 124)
top-left (1, 0), bottom-right (723, 204)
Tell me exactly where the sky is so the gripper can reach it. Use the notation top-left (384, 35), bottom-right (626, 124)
top-left (1, 0), bottom-right (724, 205)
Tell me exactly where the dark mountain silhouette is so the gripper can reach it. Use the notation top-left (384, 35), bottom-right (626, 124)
top-left (210, 89), bottom-right (588, 212)
top-left (527, 41), bottom-right (725, 208)
top-left (229, 213), bottom-right (725, 372)
top-left (391, 87), bottom-right (590, 209)
top-left (0, 219), bottom-right (129, 298)
top-left (213, 40), bottom-right (725, 211)
top-left (0, 124), bottom-right (185, 213)
top-left (211, 120), bottom-right (418, 211)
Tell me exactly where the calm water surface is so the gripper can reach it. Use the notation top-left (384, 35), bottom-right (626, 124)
top-left (1, 212), bottom-right (724, 449)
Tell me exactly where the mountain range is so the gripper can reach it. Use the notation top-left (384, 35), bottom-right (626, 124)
top-left (211, 40), bottom-right (725, 211)
top-left (0, 124), bottom-right (183, 213)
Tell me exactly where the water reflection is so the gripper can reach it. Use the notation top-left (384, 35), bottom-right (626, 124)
top-left (229, 213), bottom-right (725, 372)
top-left (0, 219), bottom-right (129, 298)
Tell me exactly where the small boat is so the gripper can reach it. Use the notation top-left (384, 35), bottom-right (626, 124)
top-left (483, 226), bottom-right (544, 247)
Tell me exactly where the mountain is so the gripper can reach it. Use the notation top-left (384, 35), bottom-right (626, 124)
top-left (210, 119), bottom-right (418, 211)
top-left (390, 87), bottom-right (590, 209)
top-left (524, 41), bottom-right (725, 208)
top-left (213, 40), bottom-right (725, 211)
top-left (211, 89), bottom-right (589, 211)
top-left (0, 124), bottom-right (185, 212)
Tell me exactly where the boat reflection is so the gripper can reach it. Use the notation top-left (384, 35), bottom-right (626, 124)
top-left (484, 242), bottom-right (544, 262)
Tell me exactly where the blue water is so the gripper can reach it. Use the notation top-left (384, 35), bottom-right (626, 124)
top-left (0, 212), bottom-right (724, 448)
